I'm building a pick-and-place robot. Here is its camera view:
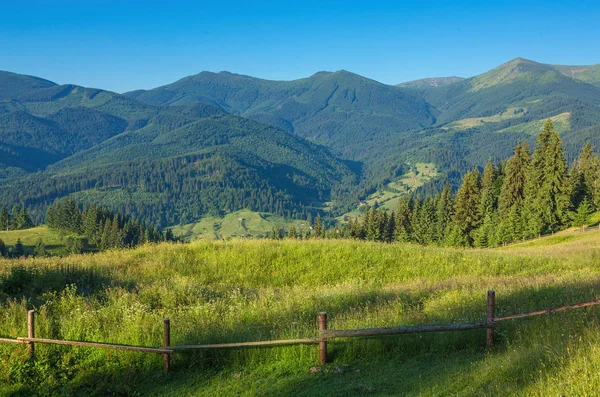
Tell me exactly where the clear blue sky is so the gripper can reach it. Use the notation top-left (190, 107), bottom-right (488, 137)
top-left (2, 0), bottom-right (599, 93)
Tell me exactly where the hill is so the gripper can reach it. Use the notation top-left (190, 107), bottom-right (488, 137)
top-left (0, 73), bottom-right (357, 227)
top-left (124, 70), bottom-right (438, 161)
top-left (2, 230), bottom-right (600, 395)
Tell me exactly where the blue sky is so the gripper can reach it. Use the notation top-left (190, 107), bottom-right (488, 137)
top-left (1, 0), bottom-right (599, 92)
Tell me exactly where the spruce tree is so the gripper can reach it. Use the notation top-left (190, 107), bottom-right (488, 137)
top-left (0, 239), bottom-right (7, 257)
top-left (435, 185), bottom-right (454, 244)
top-left (576, 142), bottom-right (600, 208)
top-left (16, 206), bottom-right (33, 229)
top-left (395, 195), bottom-right (413, 242)
top-left (450, 168), bottom-right (482, 246)
top-left (313, 214), bottom-right (323, 238)
top-left (0, 205), bottom-right (9, 231)
top-left (573, 197), bottom-right (593, 228)
top-left (288, 225), bottom-right (297, 239)
top-left (34, 238), bottom-right (47, 257)
top-left (523, 120), bottom-right (570, 236)
top-left (13, 238), bottom-right (24, 257)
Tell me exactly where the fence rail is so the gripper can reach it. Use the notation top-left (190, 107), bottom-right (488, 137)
top-left (2, 290), bottom-right (600, 372)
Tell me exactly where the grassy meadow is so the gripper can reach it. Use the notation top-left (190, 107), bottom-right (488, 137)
top-left (1, 227), bottom-right (600, 395)
top-left (0, 226), bottom-right (88, 256)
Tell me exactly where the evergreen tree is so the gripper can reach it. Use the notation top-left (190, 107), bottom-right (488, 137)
top-left (12, 238), bottom-right (24, 257)
top-left (415, 196), bottom-right (436, 244)
top-left (288, 225), bottom-right (297, 239)
top-left (34, 238), bottom-right (47, 257)
top-left (573, 197), bottom-right (593, 228)
top-left (395, 195), bottom-right (413, 242)
top-left (313, 214), bottom-right (322, 238)
top-left (0, 205), bottom-right (10, 231)
top-left (0, 239), bottom-right (7, 257)
top-left (435, 185), bottom-right (454, 244)
top-left (16, 205), bottom-right (33, 229)
top-left (478, 159), bottom-right (498, 219)
top-left (576, 142), bottom-right (600, 208)
top-left (523, 120), bottom-right (570, 236)
top-left (499, 142), bottom-right (530, 214)
top-left (385, 212), bottom-right (396, 243)
top-left (450, 168), bottom-right (482, 246)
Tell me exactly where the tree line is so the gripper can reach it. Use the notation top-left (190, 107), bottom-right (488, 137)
top-left (46, 199), bottom-right (171, 250)
top-left (0, 204), bottom-right (33, 231)
top-left (278, 120), bottom-right (598, 247)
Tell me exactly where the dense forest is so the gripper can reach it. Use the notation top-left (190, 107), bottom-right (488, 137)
top-left (280, 120), bottom-right (598, 247)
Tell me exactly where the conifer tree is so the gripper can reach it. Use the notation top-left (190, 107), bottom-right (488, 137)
top-left (576, 142), bottom-right (600, 208)
top-left (415, 196), bottom-right (436, 244)
top-left (288, 225), bottom-right (297, 239)
top-left (313, 214), bottom-right (323, 238)
top-left (394, 195), bottom-right (413, 242)
top-left (385, 212), bottom-right (396, 243)
top-left (450, 168), bottom-right (482, 246)
top-left (523, 120), bottom-right (570, 236)
top-left (13, 238), bottom-right (24, 257)
top-left (0, 205), bottom-right (9, 231)
top-left (573, 197), bottom-right (593, 228)
top-left (0, 239), bottom-right (7, 257)
top-left (435, 185), bottom-right (453, 243)
top-left (16, 205), bottom-right (33, 229)
top-left (34, 238), bottom-right (47, 257)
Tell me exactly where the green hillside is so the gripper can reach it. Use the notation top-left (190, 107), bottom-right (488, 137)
top-left (0, 75), bottom-right (357, 227)
top-left (171, 209), bottom-right (309, 240)
top-left (0, 226), bottom-right (90, 256)
top-left (2, 230), bottom-right (600, 395)
top-left (124, 70), bottom-right (438, 161)
top-left (4, 58), bottom-right (600, 231)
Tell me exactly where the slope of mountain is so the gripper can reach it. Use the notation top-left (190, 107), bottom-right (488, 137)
top-left (3, 58), bottom-right (600, 230)
top-left (424, 58), bottom-right (600, 124)
top-left (396, 76), bottom-right (464, 89)
top-left (0, 72), bottom-right (358, 227)
top-left (551, 64), bottom-right (600, 87)
top-left (125, 70), bottom-right (438, 160)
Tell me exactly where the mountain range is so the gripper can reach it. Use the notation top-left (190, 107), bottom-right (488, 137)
top-left (1, 57), bottom-right (600, 228)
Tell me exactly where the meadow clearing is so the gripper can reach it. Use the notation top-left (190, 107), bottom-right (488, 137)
top-left (1, 227), bottom-right (600, 396)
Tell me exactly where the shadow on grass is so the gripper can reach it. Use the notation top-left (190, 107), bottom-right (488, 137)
top-left (0, 265), bottom-right (135, 305)
top-left (3, 278), bottom-right (600, 396)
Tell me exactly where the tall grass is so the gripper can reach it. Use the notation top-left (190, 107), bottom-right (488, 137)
top-left (1, 229), bottom-right (600, 395)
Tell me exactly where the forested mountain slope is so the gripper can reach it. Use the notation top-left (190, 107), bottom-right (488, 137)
top-left (0, 72), bottom-right (357, 227)
top-left (124, 70), bottom-right (438, 160)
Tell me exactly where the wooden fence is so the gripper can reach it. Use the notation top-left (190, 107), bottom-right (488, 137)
top-left (2, 290), bottom-right (600, 372)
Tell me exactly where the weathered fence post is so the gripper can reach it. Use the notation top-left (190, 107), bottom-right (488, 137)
top-left (27, 310), bottom-right (35, 359)
top-left (163, 318), bottom-right (171, 372)
top-left (318, 312), bottom-right (327, 365)
top-left (487, 290), bottom-right (495, 348)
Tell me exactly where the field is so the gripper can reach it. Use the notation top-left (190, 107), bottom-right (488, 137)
top-left (0, 226), bottom-right (84, 256)
top-left (170, 210), bottom-right (309, 240)
top-left (1, 228), bottom-right (600, 395)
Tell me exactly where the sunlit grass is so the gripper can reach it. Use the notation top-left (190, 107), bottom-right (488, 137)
top-left (1, 229), bottom-right (600, 395)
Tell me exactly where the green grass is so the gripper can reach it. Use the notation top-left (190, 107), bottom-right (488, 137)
top-left (340, 163), bottom-right (438, 221)
top-left (448, 107), bottom-right (527, 130)
top-left (2, 229), bottom-right (600, 395)
top-left (170, 210), bottom-right (308, 240)
top-left (495, 112), bottom-right (571, 136)
top-left (0, 226), bottom-right (78, 255)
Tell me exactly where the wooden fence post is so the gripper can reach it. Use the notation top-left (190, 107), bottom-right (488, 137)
top-left (27, 310), bottom-right (35, 359)
top-left (318, 312), bottom-right (327, 365)
top-left (163, 318), bottom-right (171, 373)
top-left (487, 290), bottom-right (495, 348)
